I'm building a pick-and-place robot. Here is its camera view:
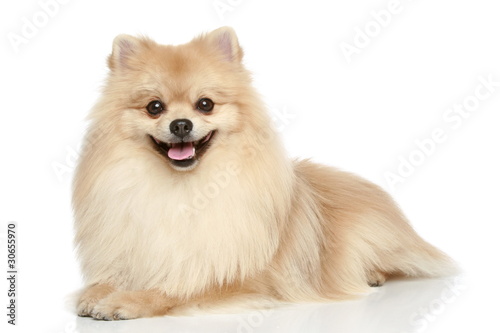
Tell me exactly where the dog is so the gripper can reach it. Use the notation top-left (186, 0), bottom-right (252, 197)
top-left (73, 27), bottom-right (455, 320)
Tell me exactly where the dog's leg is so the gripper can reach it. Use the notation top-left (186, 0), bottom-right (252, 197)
top-left (89, 289), bottom-right (178, 320)
top-left (77, 283), bottom-right (116, 317)
top-left (84, 282), bottom-right (278, 320)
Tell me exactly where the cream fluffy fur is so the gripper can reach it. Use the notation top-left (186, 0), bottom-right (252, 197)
top-left (73, 27), bottom-right (455, 320)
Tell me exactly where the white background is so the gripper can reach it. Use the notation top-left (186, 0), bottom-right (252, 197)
top-left (1, 0), bottom-right (499, 332)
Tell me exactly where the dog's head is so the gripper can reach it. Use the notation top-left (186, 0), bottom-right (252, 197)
top-left (100, 27), bottom-right (256, 171)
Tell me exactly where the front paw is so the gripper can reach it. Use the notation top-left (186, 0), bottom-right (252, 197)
top-left (90, 293), bottom-right (137, 320)
top-left (90, 290), bottom-right (169, 320)
top-left (77, 284), bottom-right (115, 317)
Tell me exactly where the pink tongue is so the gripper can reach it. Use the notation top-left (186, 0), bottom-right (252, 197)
top-left (168, 142), bottom-right (195, 160)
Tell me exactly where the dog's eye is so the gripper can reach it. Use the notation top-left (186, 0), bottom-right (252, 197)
top-left (196, 98), bottom-right (214, 113)
top-left (146, 100), bottom-right (164, 116)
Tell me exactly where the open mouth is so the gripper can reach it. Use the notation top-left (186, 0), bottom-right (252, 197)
top-left (150, 131), bottom-right (215, 168)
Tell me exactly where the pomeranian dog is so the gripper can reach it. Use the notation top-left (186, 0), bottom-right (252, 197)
top-left (73, 27), bottom-right (455, 320)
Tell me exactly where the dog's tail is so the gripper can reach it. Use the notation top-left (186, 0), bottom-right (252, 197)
top-left (384, 237), bottom-right (458, 279)
top-left (399, 240), bottom-right (460, 277)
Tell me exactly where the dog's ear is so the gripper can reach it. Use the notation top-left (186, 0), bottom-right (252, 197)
top-left (206, 26), bottom-right (243, 63)
top-left (108, 34), bottom-right (142, 71)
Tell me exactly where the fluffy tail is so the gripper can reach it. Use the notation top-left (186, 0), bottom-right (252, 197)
top-left (385, 239), bottom-right (458, 279)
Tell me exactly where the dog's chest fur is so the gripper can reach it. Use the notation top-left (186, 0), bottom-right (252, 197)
top-left (75, 152), bottom-right (284, 297)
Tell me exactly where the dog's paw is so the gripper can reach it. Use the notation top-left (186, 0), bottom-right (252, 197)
top-left (90, 290), bottom-right (170, 320)
top-left (77, 299), bottom-right (95, 318)
top-left (90, 293), bottom-right (137, 321)
top-left (367, 271), bottom-right (387, 287)
top-left (77, 284), bottom-right (116, 317)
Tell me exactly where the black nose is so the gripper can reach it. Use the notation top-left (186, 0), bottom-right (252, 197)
top-left (170, 119), bottom-right (193, 138)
